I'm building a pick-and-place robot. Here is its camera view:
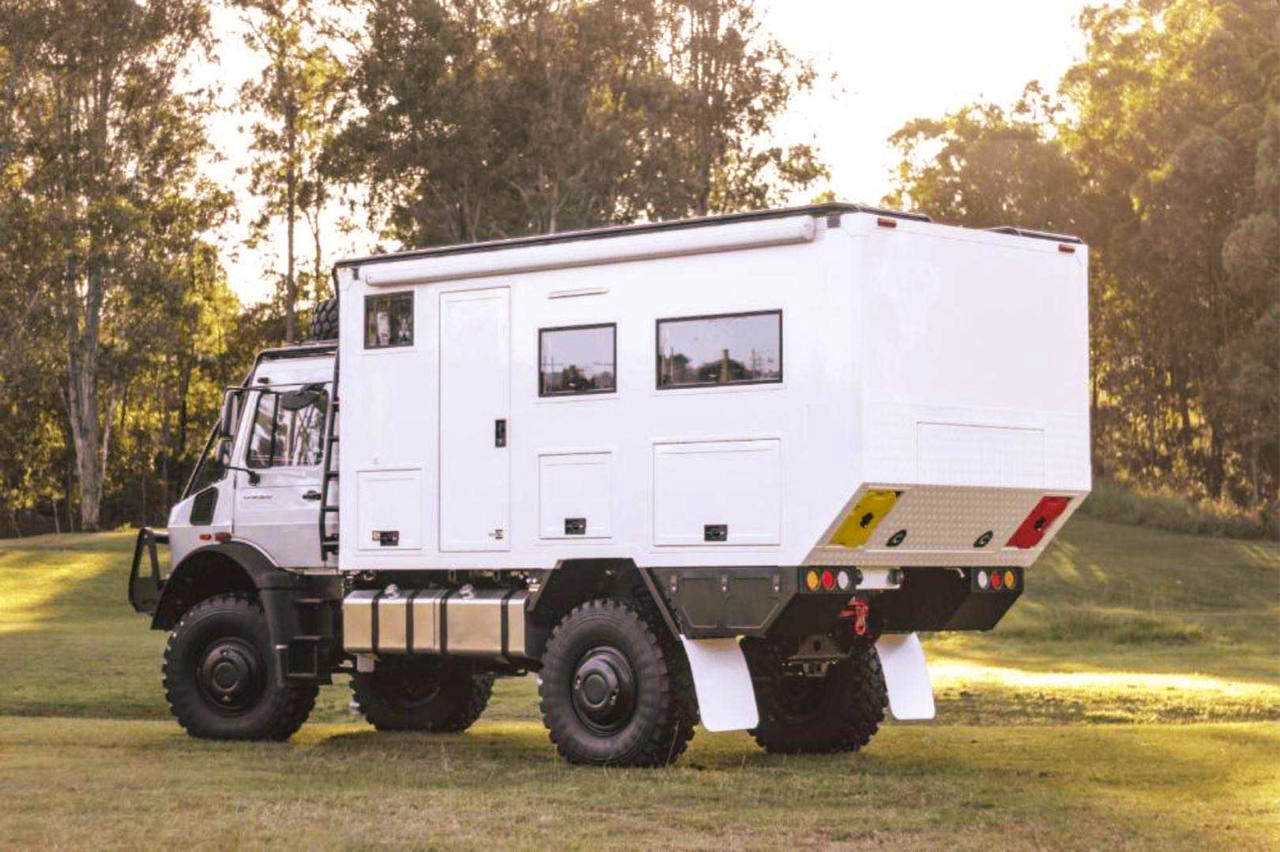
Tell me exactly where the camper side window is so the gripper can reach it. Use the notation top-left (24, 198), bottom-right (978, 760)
top-left (539, 324), bottom-right (616, 396)
top-left (656, 310), bottom-right (782, 389)
top-left (365, 291), bottom-right (414, 349)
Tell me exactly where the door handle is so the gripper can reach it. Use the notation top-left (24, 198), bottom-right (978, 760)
top-left (303, 490), bottom-right (322, 501)
top-left (495, 419), bottom-right (507, 448)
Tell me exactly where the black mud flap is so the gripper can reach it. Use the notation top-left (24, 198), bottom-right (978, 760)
top-left (128, 527), bottom-right (169, 615)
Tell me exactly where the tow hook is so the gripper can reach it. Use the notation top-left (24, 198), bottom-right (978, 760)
top-left (841, 598), bottom-right (871, 638)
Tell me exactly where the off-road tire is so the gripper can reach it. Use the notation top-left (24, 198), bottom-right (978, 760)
top-left (351, 657), bottom-right (494, 732)
top-left (538, 598), bottom-right (697, 767)
top-left (748, 642), bottom-right (887, 754)
top-left (310, 297), bottom-right (338, 340)
top-left (163, 594), bottom-right (317, 741)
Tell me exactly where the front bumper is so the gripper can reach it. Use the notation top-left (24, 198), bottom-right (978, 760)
top-left (127, 527), bottom-right (169, 615)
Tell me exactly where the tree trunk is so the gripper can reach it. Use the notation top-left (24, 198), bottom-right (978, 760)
top-left (64, 257), bottom-right (107, 532)
top-left (285, 84), bottom-right (298, 344)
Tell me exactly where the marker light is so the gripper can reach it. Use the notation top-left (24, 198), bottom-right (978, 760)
top-left (1004, 570), bottom-right (1017, 590)
top-left (821, 570), bottom-right (836, 591)
top-left (976, 570), bottom-right (990, 590)
top-left (1007, 497), bottom-right (1072, 549)
top-left (831, 490), bottom-right (899, 548)
top-left (991, 570), bottom-right (1004, 589)
top-left (805, 570), bottom-right (821, 591)
top-left (836, 570), bottom-right (852, 591)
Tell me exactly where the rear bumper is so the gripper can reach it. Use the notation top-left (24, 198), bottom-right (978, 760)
top-left (128, 527), bottom-right (169, 615)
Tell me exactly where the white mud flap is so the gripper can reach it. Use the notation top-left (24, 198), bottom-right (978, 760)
top-left (680, 636), bottom-right (759, 732)
top-left (875, 633), bottom-right (936, 720)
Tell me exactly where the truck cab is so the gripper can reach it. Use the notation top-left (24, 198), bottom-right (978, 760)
top-left (165, 345), bottom-right (336, 573)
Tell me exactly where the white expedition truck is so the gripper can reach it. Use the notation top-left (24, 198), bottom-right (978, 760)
top-left (128, 203), bottom-right (1090, 765)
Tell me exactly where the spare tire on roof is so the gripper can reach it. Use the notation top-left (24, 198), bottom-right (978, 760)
top-left (310, 297), bottom-right (338, 340)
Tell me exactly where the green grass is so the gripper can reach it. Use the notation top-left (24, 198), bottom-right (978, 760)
top-left (2, 519), bottom-right (1278, 848)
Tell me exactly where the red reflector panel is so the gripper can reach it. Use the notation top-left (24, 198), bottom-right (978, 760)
top-left (1007, 497), bottom-right (1071, 549)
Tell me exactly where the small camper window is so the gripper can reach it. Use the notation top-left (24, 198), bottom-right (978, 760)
top-left (656, 310), bottom-right (782, 389)
top-left (539, 324), bottom-right (616, 396)
top-left (364, 292), bottom-right (414, 349)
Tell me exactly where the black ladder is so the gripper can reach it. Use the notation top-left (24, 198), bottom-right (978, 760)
top-left (318, 351), bottom-right (340, 559)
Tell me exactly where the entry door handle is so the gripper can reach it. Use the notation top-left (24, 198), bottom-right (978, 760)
top-left (495, 419), bottom-right (507, 448)
top-left (302, 490), bottom-right (322, 501)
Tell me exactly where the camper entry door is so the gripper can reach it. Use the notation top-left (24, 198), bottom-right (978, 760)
top-left (439, 287), bottom-right (512, 552)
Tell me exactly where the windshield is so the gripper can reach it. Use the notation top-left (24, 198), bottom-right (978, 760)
top-left (182, 391), bottom-right (245, 498)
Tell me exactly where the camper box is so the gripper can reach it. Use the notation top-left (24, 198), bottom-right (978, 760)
top-left (334, 205), bottom-right (1089, 574)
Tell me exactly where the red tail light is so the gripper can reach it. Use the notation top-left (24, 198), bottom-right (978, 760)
top-left (1006, 497), bottom-right (1071, 549)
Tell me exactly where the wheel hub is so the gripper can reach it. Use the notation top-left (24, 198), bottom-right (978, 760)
top-left (198, 638), bottom-right (263, 712)
top-left (571, 647), bottom-right (636, 733)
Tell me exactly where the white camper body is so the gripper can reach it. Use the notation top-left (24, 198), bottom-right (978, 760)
top-left (135, 204), bottom-right (1090, 766)
top-left (334, 209), bottom-right (1089, 574)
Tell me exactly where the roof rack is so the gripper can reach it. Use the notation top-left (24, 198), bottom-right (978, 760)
top-left (987, 226), bottom-right (1084, 245)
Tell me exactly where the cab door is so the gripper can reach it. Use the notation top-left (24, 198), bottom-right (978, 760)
top-left (232, 385), bottom-right (329, 568)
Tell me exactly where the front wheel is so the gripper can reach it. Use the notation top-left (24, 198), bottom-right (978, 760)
top-left (748, 641), bottom-right (887, 754)
top-left (162, 594), bottom-right (317, 741)
top-left (351, 657), bottom-right (494, 732)
top-left (538, 598), bottom-right (696, 766)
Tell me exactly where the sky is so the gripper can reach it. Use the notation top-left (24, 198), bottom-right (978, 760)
top-left (208, 0), bottom-right (1093, 306)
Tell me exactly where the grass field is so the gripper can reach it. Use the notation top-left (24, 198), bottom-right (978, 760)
top-left (2, 517), bottom-right (1278, 849)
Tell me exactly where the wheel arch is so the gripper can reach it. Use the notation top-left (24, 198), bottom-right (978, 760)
top-left (526, 558), bottom-right (681, 657)
top-left (152, 542), bottom-right (291, 631)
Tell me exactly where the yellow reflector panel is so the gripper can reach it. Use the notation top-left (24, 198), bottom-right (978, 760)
top-left (830, 490), bottom-right (899, 548)
top-left (805, 570), bottom-right (821, 591)
top-left (1004, 570), bottom-right (1017, 590)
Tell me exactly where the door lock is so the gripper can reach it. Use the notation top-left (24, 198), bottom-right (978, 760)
top-left (495, 419), bottom-right (507, 448)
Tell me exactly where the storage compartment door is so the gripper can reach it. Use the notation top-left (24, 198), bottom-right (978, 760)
top-left (356, 469), bottom-right (423, 551)
top-left (654, 439), bottom-right (781, 546)
top-left (539, 452), bottom-right (613, 539)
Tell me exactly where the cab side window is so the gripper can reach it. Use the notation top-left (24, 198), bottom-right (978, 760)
top-left (247, 387), bottom-right (328, 469)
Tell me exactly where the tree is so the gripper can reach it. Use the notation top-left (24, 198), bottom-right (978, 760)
top-left (329, 0), bottom-right (827, 247)
top-left (1, 0), bottom-right (223, 530)
top-left (237, 0), bottom-right (349, 342)
top-left (639, 0), bottom-right (825, 219)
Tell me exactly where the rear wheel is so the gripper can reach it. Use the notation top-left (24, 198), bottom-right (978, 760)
top-left (539, 598), bottom-right (696, 766)
top-left (748, 642), bottom-right (886, 754)
top-left (163, 594), bottom-right (317, 741)
top-left (351, 657), bottom-right (494, 732)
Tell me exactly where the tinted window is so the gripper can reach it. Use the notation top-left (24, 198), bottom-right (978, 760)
top-left (247, 387), bottom-right (328, 469)
top-left (540, 324), bottom-right (616, 396)
top-left (365, 292), bottom-right (414, 349)
top-left (656, 311), bottom-right (782, 389)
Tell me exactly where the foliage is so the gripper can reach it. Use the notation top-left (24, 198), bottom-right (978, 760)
top-left (887, 0), bottom-right (1280, 510)
top-left (0, 0), bottom-right (231, 530)
top-left (329, 0), bottom-right (826, 246)
top-left (1077, 479), bottom-right (1278, 540)
top-left (236, 0), bottom-right (350, 342)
